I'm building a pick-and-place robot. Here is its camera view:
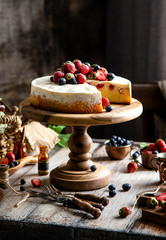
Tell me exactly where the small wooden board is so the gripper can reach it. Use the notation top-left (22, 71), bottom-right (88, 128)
top-left (142, 207), bottom-right (166, 225)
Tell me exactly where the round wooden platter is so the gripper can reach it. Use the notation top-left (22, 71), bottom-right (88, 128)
top-left (19, 98), bottom-right (143, 126)
top-left (19, 98), bottom-right (143, 191)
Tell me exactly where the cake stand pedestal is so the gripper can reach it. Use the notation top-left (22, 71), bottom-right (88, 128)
top-left (19, 98), bottom-right (143, 190)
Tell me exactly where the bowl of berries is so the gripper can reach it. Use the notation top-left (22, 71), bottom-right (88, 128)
top-left (105, 135), bottom-right (131, 160)
top-left (140, 139), bottom-right (166, 170)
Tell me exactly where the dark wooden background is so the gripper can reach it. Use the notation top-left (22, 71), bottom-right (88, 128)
top-left (0, 0), bottom-right (165, 142)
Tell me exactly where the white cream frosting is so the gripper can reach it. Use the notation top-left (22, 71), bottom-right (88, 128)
top-left (31, 76), bottom-right (101, 104)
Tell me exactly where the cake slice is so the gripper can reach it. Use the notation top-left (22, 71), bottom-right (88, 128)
top-left (86, 76), bottom-right (131, 104)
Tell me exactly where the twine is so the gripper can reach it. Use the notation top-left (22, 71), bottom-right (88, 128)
top-left (0, 164), bottom-right (29, 207)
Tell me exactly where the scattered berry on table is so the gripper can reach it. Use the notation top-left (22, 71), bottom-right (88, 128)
top-left (90, 165), bottom-right (97, 172)
top-left (20, 179), bottom-right (26, 185)
top-left (9, 162), bottom-right (15, 168)
top-left (109, 190), bottom-right (117, 197)
top-left (122, 183), bottom-right (131, 191)
top-left (31, 178), bottom-right (41, 187)
top-left (132, 151), bottom-right (140, 159)
top-left (0, 158), bottom-right (9, 165)
top-left (108, 184), bottom-right (116, 191)
top-left (147, 197), bottom-right (158, 209)
top-left (119, 206), bottom-right (130, 218)
top-left (105, 105), bottom-right (113, 112)
top-left (127, 161), bottom-right (138, 173)
top-left (20, 186), bottom-right (25, 192)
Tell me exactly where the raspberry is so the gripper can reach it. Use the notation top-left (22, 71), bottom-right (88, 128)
top-left (76, 73), bottom-right (86, 84)
top-left (95, 70), bottom-right (107, 81)
top-left (53, 71), bottom-right (65, 83)
top-left (102, 97), bottom-right (110, 109)
top-left (78, 64), bottom-right (90, 74)
top-left (62, 62), bottom-right (76, 73)
top-left (155, 139), bottom-right (166, 150)
top-left (96, 83), bottom-right (104, 89)
top-left (119, 206), bottom-right (130, 218)
top-left (127, 161), bottom-right (138, 173)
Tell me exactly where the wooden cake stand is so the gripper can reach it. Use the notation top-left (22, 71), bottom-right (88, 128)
top-left (19, 98), bottom-right (143, 191)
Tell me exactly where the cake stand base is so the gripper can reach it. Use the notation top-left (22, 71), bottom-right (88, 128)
top-left (50, 162), bottom-right (111, 191)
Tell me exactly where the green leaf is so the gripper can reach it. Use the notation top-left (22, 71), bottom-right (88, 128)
top-left (47, 125), bottom-right (66, 134)
top-left (140, 142), bottom-right (149, 148)
top-left (58, 134), bottom-right (71, 148)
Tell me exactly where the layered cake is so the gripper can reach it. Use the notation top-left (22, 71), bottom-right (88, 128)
top-left (30, 59), bottom-right (132, 113)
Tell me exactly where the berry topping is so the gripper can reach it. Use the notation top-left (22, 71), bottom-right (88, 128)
top-left (127, 161), bottom-right (138, 173)
top-left (20, 179), bottom-right (26, 185)
top-left (31, 178), bottom-right (41, 187)
top-left (20, 186), bottom-right (25, 191)
top-left (76, 73), bottom-right (86, 84)
top-left (6, 152), bottom-right (15, 163)
top-left (107, 72), bottom-right (115, 80)
top-left (109, 190), bottom-right (116, 197)
top-left (95, 70), bottom-right (107, 81)
top-left (79, 64), bottom-right (90, 75)
top-left (53, 71), bottom-right (65, 83)
top-left (87, 73), bottom-right (94, 80)
top-left (105, 105), bottom-right (113, 112)
top-left (69, 77), bottom-right (77, 84)
top-left (90, 165), bottom-right (97, 171)
top-left (108, 184), bottom-right (116, 191)
top-left (93, 64), bottom-right (100, 71)
top-left (62, 62), bottom-right (76, 73)
top-left (58, 78), bottom-right (66, 85)
top-left (96, 83), bottom-right (104, 89)
top-left (50, 76), bottom-right (54, 82)
top-left (84, 62), bottom-right (91, 67)
top-left (102, 97), bottom-right (110, 109)
top-left (65, 73), bottom-right (75, 81)
top-left (122, 183), bottom-right (131, 191)
top-left (73, 59), bottom-right (82, 69)
top-left (100, 67), bottom-right (108, 76)
top-left (119, 206), bottom-right (130, 218)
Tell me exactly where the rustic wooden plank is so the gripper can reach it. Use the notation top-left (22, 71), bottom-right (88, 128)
top-left (0, 143), bottom-right (166, 239)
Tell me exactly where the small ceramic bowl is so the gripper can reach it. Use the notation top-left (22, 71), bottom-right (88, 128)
top-left (105, 140), bottom-right (131, 160)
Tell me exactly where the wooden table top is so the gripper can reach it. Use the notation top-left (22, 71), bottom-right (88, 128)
top-left (0, 142), bottom-right (166, 240)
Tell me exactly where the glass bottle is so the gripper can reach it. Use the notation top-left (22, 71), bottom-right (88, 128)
top-left (38, 146), bottom-right (49, 176)
top-left (13, 142), bottom-right (28, 160)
